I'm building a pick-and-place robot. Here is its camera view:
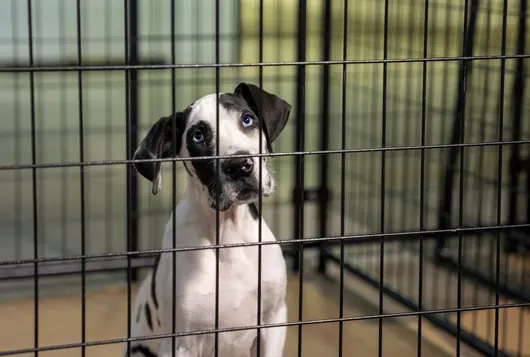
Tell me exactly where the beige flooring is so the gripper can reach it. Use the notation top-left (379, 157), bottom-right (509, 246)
top-left (335, 245), bottom-right (530, 357)
top-left (0, 271), bottom-right (454, 357)
top-left (450, 302), bottom-right (530, 357)
top-left (448, 252), bottom-right (530, 357)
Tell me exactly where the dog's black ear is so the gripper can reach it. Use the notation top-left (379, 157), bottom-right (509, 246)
top-left (133, 112), bottom-right (187, 195)
top-left (234, 83), bottom-right (292, 151)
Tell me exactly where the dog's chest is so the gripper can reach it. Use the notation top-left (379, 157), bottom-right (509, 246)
top-left (185, 244), bottom-right (285, 328)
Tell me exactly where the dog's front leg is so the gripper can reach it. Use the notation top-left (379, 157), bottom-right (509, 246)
top-left (158, 339), bottom-right (193, 357)
top-left (260, 302), bottom-right (287, 357)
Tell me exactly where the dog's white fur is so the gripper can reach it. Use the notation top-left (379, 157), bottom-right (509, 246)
top-left (125, 93), bottom-right (288, 357)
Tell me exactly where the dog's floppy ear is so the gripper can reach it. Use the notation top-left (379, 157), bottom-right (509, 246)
top-left (234, 83), bottom-right (292, 151)
top-left (133, 112), bottom-right (187, 195)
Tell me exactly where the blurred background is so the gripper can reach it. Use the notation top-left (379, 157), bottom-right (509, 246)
top-left (0, 0), bottom-right (528, 356)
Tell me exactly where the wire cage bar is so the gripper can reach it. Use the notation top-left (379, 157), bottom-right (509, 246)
top-left (0, 0), bottom-right (528, 356)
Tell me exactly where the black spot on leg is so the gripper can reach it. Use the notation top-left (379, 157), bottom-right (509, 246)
top-left (150, 254), bottom-right (161, 309)
top-left (145, 303), bottom-right (154, 331)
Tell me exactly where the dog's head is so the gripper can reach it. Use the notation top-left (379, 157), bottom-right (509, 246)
top-left (133, 83), bottom-right (292, 211)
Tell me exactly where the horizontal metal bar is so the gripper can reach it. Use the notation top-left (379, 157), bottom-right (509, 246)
top-left (0, 255), bottom-right (156, 280)
top-left (3, 224), bottom-right (530, 268)
top-left (2, 139), bottom-right (530, 172)
top-left (0, 226), bottom-right (515, 281)
top-left (0, 54), bottom-right (529, 73)
top-left (0, 59), bottom-right (167, 68)
top-left (323, 252), bottom-right (513, 357)
top-left (0, 248), bottom-right (296, 280)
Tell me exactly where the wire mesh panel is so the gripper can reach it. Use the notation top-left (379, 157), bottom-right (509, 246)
top-left (0, 0), bottom-right (528, 356)
top-left (319, 0), bottom-right (530, 356)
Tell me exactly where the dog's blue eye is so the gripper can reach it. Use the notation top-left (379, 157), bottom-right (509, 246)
top-left (241, 115), bottom-right (254, 128)
top-left (191, 130), bottom-right (205, 143)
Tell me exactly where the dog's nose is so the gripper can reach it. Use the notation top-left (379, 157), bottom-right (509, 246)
top-left (223, 151), bottom-right (254, 178)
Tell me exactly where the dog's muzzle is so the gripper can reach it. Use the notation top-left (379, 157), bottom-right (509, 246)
top-left (222, 150), bottom-right (254, 180)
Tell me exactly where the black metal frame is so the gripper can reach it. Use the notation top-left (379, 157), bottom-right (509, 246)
top-left (316, 0), bottom-right (530, 356)
top-left (0, 0), bottom-right (529, 356)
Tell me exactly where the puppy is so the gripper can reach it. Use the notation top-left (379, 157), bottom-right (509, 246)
top-left (124, 83), bottom-right (291, 357)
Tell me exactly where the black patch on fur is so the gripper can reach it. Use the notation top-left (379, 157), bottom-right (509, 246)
top-left (219, 93), bottom-right (258, 116)
top-left (186, 120), bottom-right (218, 197)
top-left (187, 120), bottom-right (262, 211)
top-left (157, 317), bottom-right (162, 327)
top-left (219, 93), bottom-right (263, 135)
top-left (133, 111), bottom-right (189, 184)
top-left (144, 303), bottom-right (153, 331)
top-left (130, 344), bottom-right (158, 357)
top-left (248, 202), bottom-right (259, 220)
top-left (234, 83), bottom-right (292, 153)
top-left (150, 254), bottom-right (161, 309)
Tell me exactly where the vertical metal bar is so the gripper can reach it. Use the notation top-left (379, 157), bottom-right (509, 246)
top-left (506, 0), bottom-right (527, 253)
top-left (257, 0), bottom-right (264, 354)
top-left (128, 0), bottom-right (140, 283)
top-left (195, 0), bottom-right (200, 93)
top-left (432, 0), bottom-right (458, 298)
top-left (455, 0), bottom-right (477, 355)
top-left (147, 0), bottom-right (155, 249)
top-left (124, 0), bottom-right (140, 353)
top-left (124, 0), bottom-right (132, 354)
top-left (170, 0), bottom-right (178, 354)
top-left (317, 0), bottom-right (332, 275)
top-left (26, 0), bottom-right (39, 356)
top-left (214, 0), bottom-right (221, 356)
top-left (339, 0), bottom-right (349, 354)
top-left (496, 0), bottom-right (510, 354)
top-left (418, 0), bottom-right (430, 356)
top-left (378, 0), bottom-right (389, 354)
top-left (426, 0), bottom-right (439, 313)
top-left (292, 0), bottom-right (306, 274)
top-left (75, 1), bottom-right (86, 356)
top-left (294, 0), bottom-right (307, 355)
top-left (272, 0), bottom-right (282, 236)
top-left (35, 0), bottom-right (44, 262)
top-left (440, 0), bottom-right (452, 320)
top-left (436, 0), bottom-right (479, 255)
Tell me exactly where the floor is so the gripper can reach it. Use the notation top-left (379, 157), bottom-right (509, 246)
top-left (448, 252), bottom-right (530, 357)
top-left (0, 271), bottom-right (455, 357)
top-left (337, 245), bottom-right (530, 357)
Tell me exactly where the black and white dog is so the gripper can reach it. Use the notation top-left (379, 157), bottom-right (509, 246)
top-left (126, 83), bottom-right (291, 357)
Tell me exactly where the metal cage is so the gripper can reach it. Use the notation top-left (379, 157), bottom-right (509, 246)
top-left (0, 0), bottom-right (528, 356)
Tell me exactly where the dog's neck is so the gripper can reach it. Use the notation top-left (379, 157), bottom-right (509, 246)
top-left (184, 179), bottom-right (255, 243)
